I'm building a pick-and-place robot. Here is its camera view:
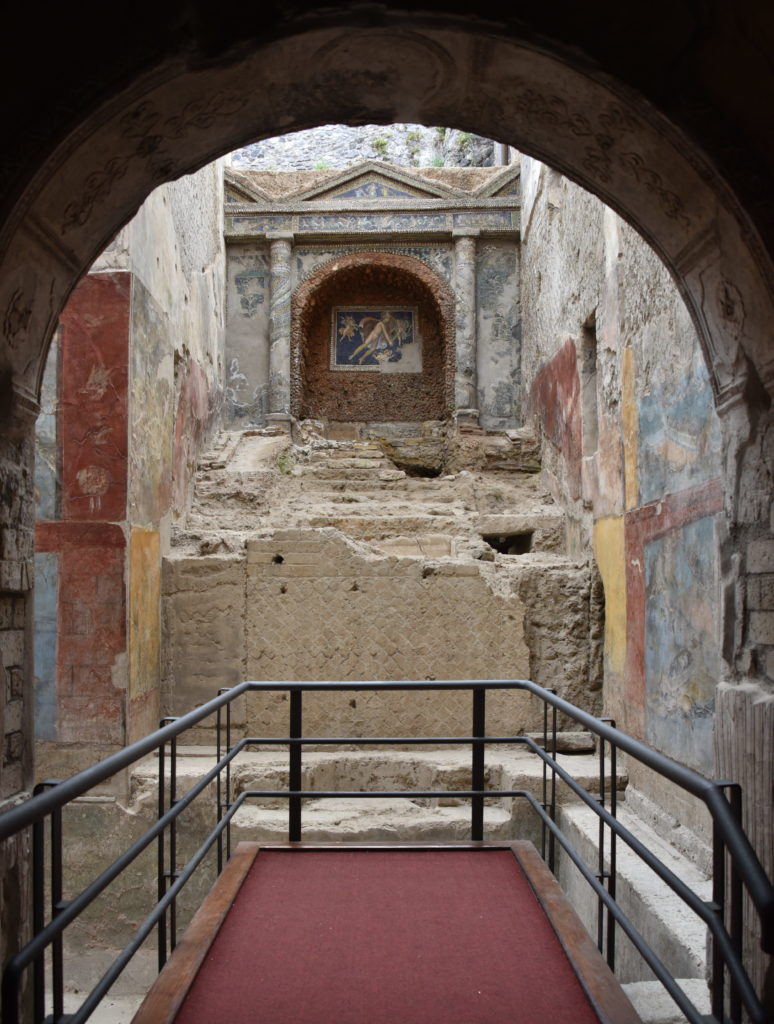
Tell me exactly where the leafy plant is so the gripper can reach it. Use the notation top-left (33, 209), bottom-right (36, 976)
top-left (431, 155), bottom-right (444, 167)
top-left (276, 450), bottom-right (296, 475)
top-left (313, 159), bottom-right (330, 170)
top-left (371, 136), bottom-right (390, 158)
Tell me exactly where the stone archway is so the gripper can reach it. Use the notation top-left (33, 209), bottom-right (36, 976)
top-left (2, 21), bottom-right (772, 412)
top-left (291, 252), bottom-right (455, 423)
top-left (1, 8), bottom-right (772, 997)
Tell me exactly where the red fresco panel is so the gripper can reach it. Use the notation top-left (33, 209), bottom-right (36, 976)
top-left (58, 272), bottom-right (130, 523)
top-left (35, 521), bottom-right (126, 744)
top-left (528, 338), bottom-right (582, 499)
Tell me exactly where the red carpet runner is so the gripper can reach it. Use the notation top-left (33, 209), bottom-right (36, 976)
top-left (175, 849), bottom-right (600, 1023)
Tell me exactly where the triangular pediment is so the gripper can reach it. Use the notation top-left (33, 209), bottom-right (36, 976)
top-left (224, 169), bottom-right (275, 204)
top-left (475, 164), bottom-right (521, 199)
top-left (292, 161), bottom-right (459, 201)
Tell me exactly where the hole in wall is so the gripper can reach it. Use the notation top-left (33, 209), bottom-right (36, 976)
top-left (397, 464), bottom-right (441, 478)
top-left (481, 532), bottom-right (533, 555)
top-left (273, 553), bottom-right (284, 564)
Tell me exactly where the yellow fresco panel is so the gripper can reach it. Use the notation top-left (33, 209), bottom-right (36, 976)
top-left (593, 516), bottom-right (627, 676)
top-left (128, 527), bottom-right (161, 699)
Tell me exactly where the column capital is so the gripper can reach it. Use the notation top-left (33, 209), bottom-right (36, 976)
top-left (452, 229), bottom-right (481, 239)
top-left (267, 231), bottom-right (295, 245)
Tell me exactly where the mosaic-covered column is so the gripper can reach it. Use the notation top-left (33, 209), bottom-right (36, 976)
top-left (268, 231), bottom-right (294, 424)
top-left (453, 230), bottom-right (479, 423)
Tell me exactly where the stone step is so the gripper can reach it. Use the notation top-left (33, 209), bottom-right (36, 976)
top-left (557, 803), bottom-right (711, 986)
top-left (622, 979), bottom-right (711, 1024)
top-left (296, 466), bottom-right (405, 481)
top-left (231, 798), bottom-right (516, 842)
top-left (306, 456), bottom-right (391, 469)
top-left (296, 479), bottom-right (412, 495)
top-left (128, 747), bottom-right (628, 866)
top-left (131, 747), bottom-right (625, 812)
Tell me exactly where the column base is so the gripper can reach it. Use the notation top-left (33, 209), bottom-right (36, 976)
top-left (264, 412), bottom-right (294, 435)
top-left (454, 408), bottom-right (480, 427)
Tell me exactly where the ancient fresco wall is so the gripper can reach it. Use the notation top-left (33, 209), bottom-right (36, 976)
top-left (476, 241), bottom-right (521, 429)
top-left (520, 159), bottom-right (723, 778)
top-left (33, 164), bottom-right (226, 762)
top-left (33, 273), bottom-right (131, 754)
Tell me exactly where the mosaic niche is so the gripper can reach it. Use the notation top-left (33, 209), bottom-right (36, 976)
top-left (331, 307), bottom-right (422, 373)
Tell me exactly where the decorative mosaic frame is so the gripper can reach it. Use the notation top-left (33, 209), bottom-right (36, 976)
top-left (330, 306), bottom-right (421, 373)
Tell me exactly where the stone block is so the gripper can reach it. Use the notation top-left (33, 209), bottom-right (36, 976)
top-left (4, 700), bottom-right (21, 733)
top-left (268, 564), bottom-right (321, 578)
top-left (748, 539), bottom-right (774, 574)
top-left (1, 763), bottom-right (22, 799)
top-left (8, 668), bottom-right (23, 699)
top-left (765, 650), bottom-right (774, 681)
top-left (747, 574), bottom-right (774, 610)
top-left (282, 551), bottom-right (321, 565)
top-left (749, 611), bottom-right (774, 645)
top-left (0, 629), bottom-right (24, 668)
top-left (4, 731), bottom-right (22, 763)
top-left (0, 560), bottom-right (22, 592)
top-left (246, 550), bottom-right (279, 565)
top-left (0, 598), bottom-right (12, 629)
top-left (0, 529), bottom-right (18, 561)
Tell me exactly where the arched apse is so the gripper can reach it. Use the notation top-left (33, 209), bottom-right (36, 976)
top-left (291, 251), bottom-right (455, 422)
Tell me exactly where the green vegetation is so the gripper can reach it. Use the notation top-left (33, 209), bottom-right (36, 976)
top-left (456, 131), bottom-right (472, 152)
top-left (406, 130), bottom-right (423, 166)
top-left (371, 134), bottom-right (391, 158)
top-left (313, 159), bottom-right (330, 170)
top-left (431, 155), bottom-right (444, 167)
top-left (276, 450), bottom-right (296, 475)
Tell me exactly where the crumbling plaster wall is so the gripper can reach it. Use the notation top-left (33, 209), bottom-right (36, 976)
top-left (33, 162), bottom-right (226, 768)
top-left (520, 158), bottom-right (724, 794)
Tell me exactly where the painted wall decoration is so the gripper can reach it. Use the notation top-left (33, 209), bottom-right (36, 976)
top-left (331, 307), bottom-right (421, 373)
top-left (234, 269), bottom-right (266, 317)
top-left (329, 181), bottom-right (420, 199)
top-left (638, 345), bottom-right (721, 505)
top-left (452, 211), bottom-right (514, 229)
top-left (298, 212), bottom-right (446, 232)
top-left (644, 515), bottom-right (719, 773)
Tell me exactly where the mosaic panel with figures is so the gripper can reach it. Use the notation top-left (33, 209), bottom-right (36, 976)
top-left (331, 307), bottom-right (421, 373)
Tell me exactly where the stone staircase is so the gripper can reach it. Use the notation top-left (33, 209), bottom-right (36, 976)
top-left (176, 425), bottom-right (566, 555)
top-left (154, 424), bottom-right (711, 1021)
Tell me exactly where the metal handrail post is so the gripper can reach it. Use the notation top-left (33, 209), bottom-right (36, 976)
top-left (156, 731), bottom-right (167, 971)
top-left (607, 727), bottom-right (618, 972)
top-left (51, 802), bottom-right (64, 1021)
top-left (597, 728), bottom-right (606, 955)
top-left (471, 688), bottom-right (486, 841)
top-left (541, 696), bottom-right (549, 860)
top-left (169, 730), bottom-right (178, 952)
top-left (289, 690), bottom-right (303, 842)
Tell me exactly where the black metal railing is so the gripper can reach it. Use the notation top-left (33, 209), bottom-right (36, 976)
top-left (1, 679), bottom-right (772, 1024)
